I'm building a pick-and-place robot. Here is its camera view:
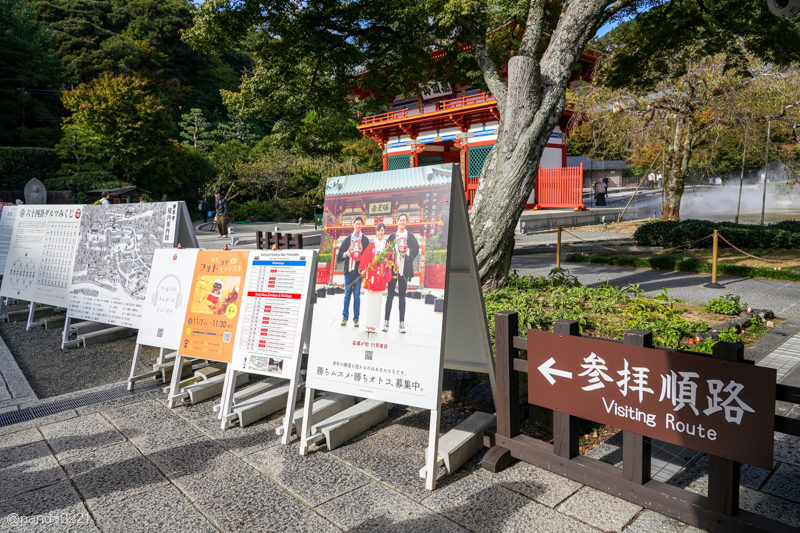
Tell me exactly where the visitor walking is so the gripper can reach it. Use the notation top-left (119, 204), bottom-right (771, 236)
top-left (201, 198), bottom-right (209, 223)
top-left (214, 190), bottom-right (229, 238)
top-left (594, 178), bottom-right (607, 206)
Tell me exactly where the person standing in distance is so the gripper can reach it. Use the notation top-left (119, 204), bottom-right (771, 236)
top-left (337, 216), bottom-right (369, 327)
top-left (383, 213), bottom-right (419, 333)
top-left (214, 190), bottom-right (229, 238)
top-left (99, 191), bottom-right (111, 205)
top-left (201, 198), bottom-right (209, 222)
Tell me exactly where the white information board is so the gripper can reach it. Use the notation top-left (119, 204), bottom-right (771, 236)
top-left (229, 250), bottom-right (316, 377)
top-left (0, 206), bottom-right (19, 276)
top-left (66, 202), bottom-right (195, 329)
top-left (0, 205), bottom-right (83, 307)
top-left (135, 248), bottom-right (199, 350)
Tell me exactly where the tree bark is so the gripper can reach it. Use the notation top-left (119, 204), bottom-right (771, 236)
top-left (662, 116), bottom-right (687, 221)
top-left (467, 0), bottom-right (618, 291)
top-left (735, 143), bottom-right (746, 224)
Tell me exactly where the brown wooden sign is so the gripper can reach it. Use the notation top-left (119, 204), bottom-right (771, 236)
top-left (527, 330), bottom-right (776, 469)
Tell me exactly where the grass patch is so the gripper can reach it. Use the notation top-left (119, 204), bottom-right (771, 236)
top-left (566, 253), bottom-right (800, 282)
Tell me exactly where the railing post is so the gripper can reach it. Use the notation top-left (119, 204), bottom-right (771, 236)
top-left (482, 311), bottom-right (519, 473)
top-left (556, 225), bottom-right (562, 270)
top-left (708, 341), bottom-right (743, 516)
top-left (704, 230), bottom-right (724, 289)
top-left (622, 329), bottom-right (653, 485)
top-left (255, 231), bottom-right (263, 250)
top-left (553, 320), bottom-right (580, 459)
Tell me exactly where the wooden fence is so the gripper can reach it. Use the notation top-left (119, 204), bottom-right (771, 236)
top-left (533, 164), bottom-right (585, 210)
top-left (255, 231), bottom-right (304, 250)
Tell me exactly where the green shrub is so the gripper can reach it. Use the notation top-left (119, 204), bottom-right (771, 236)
top-left (566, 253), bottom-right (800, 282)
top-left (426, 250), bottom-right (447, 265)
top-left (229, 200), bottom-right (281, 222)
top-left (45, 171), bottom-right (129, 204)
top-left (0, 147), bottom-right (61, 190)
top-left (703, 295), bottom-right (746, 315)
top-left (634, 219), bottom-right (800, 250)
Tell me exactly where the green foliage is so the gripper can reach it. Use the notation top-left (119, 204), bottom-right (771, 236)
top-left (0, 0), bottom-right (64, 146)
top-left (567, 253), bottom-right (800, 282)
top-left (0, 147), bottom-right (61, 189)
top-left (703, 296), bottom-right (746, 316)
top-left (426, 250), bottom-right (447, 266)
top-left (228, 200), bottom-right (281, 222)
top-left (44, 170), bottom-right (129, 204)
top-left (179, 109), bottom-right (212, 151)
top-left (483, 270), bottom-right (712, 350)
top-left (634, 219), bottom-right (800, 250)
top-left (60, 73), bottom-right (178, 192)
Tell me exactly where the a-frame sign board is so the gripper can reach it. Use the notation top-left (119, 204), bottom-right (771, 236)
top-left (299, 164), bottom-right (494, 490)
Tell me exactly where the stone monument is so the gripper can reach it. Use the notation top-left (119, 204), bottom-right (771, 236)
top-left (24, 178), bottom-right (46, 204)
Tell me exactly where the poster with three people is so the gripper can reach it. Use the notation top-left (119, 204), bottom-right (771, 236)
top-left (307, 164), bottom-right (454, 410)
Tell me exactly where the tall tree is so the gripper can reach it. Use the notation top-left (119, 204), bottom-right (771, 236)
top-left (179, 108), bottom-right (212, 150)
top-left (0, 0), bottom-right (64, 145)
top-left (185, 0), bottom-right (800, 290)
top-left (59, 73), bottom-right (178, 190)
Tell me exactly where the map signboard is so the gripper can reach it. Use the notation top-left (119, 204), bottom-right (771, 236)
top-left (66, 202), bottom-right (190, 328)
top-left (135, 248), bottom-right (199, 350)
top-left (0, 205), bottom-right (83, 307)
top-left (526, 330), bottom-right (776, 469)
top-left (0, 206), bottom-right (19, 276)
top-left (178, 250), bottom-right (249, 363)
top-left (229, 250), bottom-right (316, 377)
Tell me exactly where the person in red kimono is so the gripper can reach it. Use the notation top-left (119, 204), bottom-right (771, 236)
top-left (358, 223), bottom-right (393, 333)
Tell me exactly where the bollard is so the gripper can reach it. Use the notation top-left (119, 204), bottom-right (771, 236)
top-left (704, 230), bottom-right (723, 288)
top-left (555, 225), bottom-right (562, 271)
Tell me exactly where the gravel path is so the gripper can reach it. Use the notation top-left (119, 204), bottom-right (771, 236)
top-left (0, 303), bottom-right (159, 398)
top-left (512, 255), bottom-right (800, 317)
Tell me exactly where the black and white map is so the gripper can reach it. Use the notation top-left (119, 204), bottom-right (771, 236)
top-left (67, 202), bottom-right (181, 328)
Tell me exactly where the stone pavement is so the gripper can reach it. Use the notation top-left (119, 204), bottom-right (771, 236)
top-left (1, 387), bottom-right (799, 532)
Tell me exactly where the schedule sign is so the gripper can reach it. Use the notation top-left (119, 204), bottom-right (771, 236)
top-left (527, 330), bottom-right (776, 469)
top-left (230, 251), bottom-right (315, 377)
top-left (179, 250), bottom-right (249, 362)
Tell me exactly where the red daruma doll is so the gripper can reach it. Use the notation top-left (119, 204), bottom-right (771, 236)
top-left (349, 239), bottom-right (363, 261)
top-left (204, 279), bottom-right (223, 308)
top-left (395, 237), bottom-right (408, 256)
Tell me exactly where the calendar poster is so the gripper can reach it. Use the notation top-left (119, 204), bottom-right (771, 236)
top-left (179, 250), bottom-right (249, 362)
top-left (135, 248), bottom-right (199, 350)
top-left (0, 205), bottom-right (83, 307)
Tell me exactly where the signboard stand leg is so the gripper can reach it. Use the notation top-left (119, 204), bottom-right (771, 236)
top-left (61, 316), bottom-right (72, 350)
top-left (157, 347), bottom-right (166, 365)
top-left (166, 355), bottom-right (188, 408)
top-left (218, 367), bottom-right (237, 426)
top-left (0, 296), bottom-right (5, 321)
top-left (26, 302), bottom-right (38, 330)
top-left (299, 389), bottom-right (318, 455)
top-left (278, 363), bottom-right (304, 445)
top-left (127, 343), bottom-right (163, 391)
top-left (421, 408), bottom-right (443, 490)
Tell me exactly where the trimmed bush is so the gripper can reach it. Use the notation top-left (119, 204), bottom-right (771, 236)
top-left (634, 219), bottom-right (800, 250)
top-left (229, 200), bottom-right (281, 222)
top-left (0, 147), bottom-right (61, 190)
top-left (567, 253), bottom-right (800, 282)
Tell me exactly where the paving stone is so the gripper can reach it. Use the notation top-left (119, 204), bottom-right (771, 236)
top-left (375, 406), bottom-right (468, 451)
top-left (762, 463), bottom-right (800, 504)
top-left (244, 441), bottom-right (371, 506)
top-left (476, 461), bottom-right (582, 508)
top-left (145, 437), bottom-right (258, 501)
top-left (740, 486), bottom-right (800, 528)
top-left (671, 454), bottom-right (772, 495)
top-left (0, 410), bottom-right (77, 438)
top-left (0, 428), bottom-right (42, 454)
top-left (331, 433), bottom-right (441, 501)
top-left (0, 481), bottom-right (97, 533)
top-left (195, 475), bottom-right (340, 533)
top-left (556, 486), bottom-right (642, 532)
top-left (181, 404), bottom-right (284, 457)
top-left (0, 405), bottom-right (18, 415)
top-left (0, 441), bottom-right (66, 500)
top-left (92, 484), bottom-right (216, 533)
top-left (774, 432), bottom-right (800, 467)
top-left (318, 481), bottom-right (465, 532)
top-left (584, 430), bottom-right (623, 466)
top-left (423, 474), bottom-right (596, 533)
top-left (40, 413), bottom-right (125, 460)
top-left (0, 440), bottom-right (52, 470)
top-left (103, 400), bottom-right (205, 453)
top-left (63, 442), bottom-right (168, 510)
top-left (622, 509), bottom-right (684, 533)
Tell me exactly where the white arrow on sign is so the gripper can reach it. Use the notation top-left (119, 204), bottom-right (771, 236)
top-left (538, 357), bottom-right (573, 385)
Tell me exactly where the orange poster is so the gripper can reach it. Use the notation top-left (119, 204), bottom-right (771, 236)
top-left (179, 250), bottom-right (249, 362)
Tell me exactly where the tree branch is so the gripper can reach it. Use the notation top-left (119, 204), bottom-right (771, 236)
top-left (517, 0), bottom-right (547, 58)
top-left (456, 16), bottom-right (507, 117)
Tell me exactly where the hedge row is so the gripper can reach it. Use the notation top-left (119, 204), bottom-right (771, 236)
top-left (0, 147), bottom-right (61, 190)
top-left (633, 219), bottom-right (800, 250)
top-left (566, 253), bottom-right (800, 282)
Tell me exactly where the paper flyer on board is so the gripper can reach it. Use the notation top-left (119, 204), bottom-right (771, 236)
top-left (135, 248), bottom-right (200, 350)
top-left (178, 250), bottom-right (249, 362)
top-left (306, 165), bottom-right (453, 410)
top-left (0, 206), bottom-right (19, 276)
top-left (229, 250), bottom-right (315, 378)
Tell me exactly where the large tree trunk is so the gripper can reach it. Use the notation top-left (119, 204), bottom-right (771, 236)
top-left (467, 0), bottom-right (613, 292)
top-left (662, 117), bottom-right (691, 221)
